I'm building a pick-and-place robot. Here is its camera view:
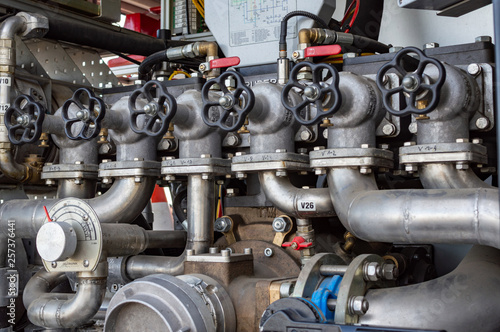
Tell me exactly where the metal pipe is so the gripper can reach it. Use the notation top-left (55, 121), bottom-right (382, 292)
top-left (125, 174), bottom-right (214, 279)
top-left (24, 262), bottom-right (107, 329)
top-left (258, 171), bottom-right (334, 218)
top-left (57, 179), bottom-right (97, 199)
top-left (420, 163), bottom-right (493, 189)
top-left (360, 245), bottom-right (500, 332)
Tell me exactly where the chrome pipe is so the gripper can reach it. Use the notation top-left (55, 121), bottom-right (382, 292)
top-left (259, 171), bottom-right (335, 218)
top-left (420, 163), bottom-right (493, 189)
top-left (360, 246), bottom-right (500, 332)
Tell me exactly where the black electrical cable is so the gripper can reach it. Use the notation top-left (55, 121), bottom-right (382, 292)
top-left (138, 50), bottom-right (168, 78)
top-left (111, 51), bottom-right (142, 65)
top-left (351, 34), bottom-right (390, 53)
top-left (279, 11), bottom-right (329, 53)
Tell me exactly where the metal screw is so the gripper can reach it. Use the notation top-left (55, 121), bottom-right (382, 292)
top-left (313, 146), bottom-right (325, 151)
top-left (456, 162), bottom-right (469, 170)
top-left (276, 170), bottom-right (287, 177)
top-left (209, 247), bottom-right (219, 254)
top-left (475, 36), bottom-right (492, 43)
top-left (186, 249), bottom-right (195, 256)
top-left (456, 138), bottom-right (469, 143)
top-left (467, 63), bottom-right (482, 76)
top-left (382, 123), bottom-right (396, 136)
top-left (51, 262), bottom-right (57, 268)
top-left (214, 217), bottom-right (232, 233)
top-left (45, 179), bottom-right (55, 186)
top-left (74, 178), bottom-right (82, 185)
top-left (405, 164), bottom-right (418, 173)
top-left (143, 103), bottom-right (158, 116)
top-left (264, 248), bottom-right (274, 257)
top-left (408, 122), bottom-right (418, 134)
top-left (236, 172), bottom-right (247, 179)
top-left (164, 175), bottom-right (176, 181)
top-left (244, 248), bottom-right (253, 254)
top-left (300, 129), bottom-right (313, 141)
top-left (315, 168), bottom-right (326, 175)
top-left (102, 177), bottom-right (112, 184)
top-left (404, 141), bottom-right (416, 147)
top-left (361, 144), bottom-right (370, 149)
top-left (364, 262), bottom-right (380, 282)
top-left (424, 42), bottom-right (439, 49)
top-left (201, 173), bottom-right (211, 180)
top-left (219, 95), bottom-right (233, 108)
top-left (472, 138), bottom-right (483, 144)
top-left (475, 117), bottom-right (490, 130)
top-left (272, 217), bottom-right (288, 232)
top-left (360, 167), bottom-right (372, 174)
top-left (134, 176), bottom-right (142, 183)
top-left (303, 85), bottom-right (319, 100)
top-left (379, 263), bottom-right (399, 280)
top-left (292, 51), bottom-right (300, 59)
top-left (379, 144), bottom-right (390, 150)
top-left (275, 149), bottom-right (287, 153)
top-left (221, 249), bottom-right (231, 257)
top-left (348, 296), bottom-right (369, 316)
top-left (226, 188), bottom-right (239, 197)
top-left (297, 148), bottom-right (308, 154)
top-left (199, 64), bottom-right (206, 71)
top-left (226, 134), bottom-right (240, 146)
top-left (200, 154), bottom-right (212, 158)
top-left (235, 151), bottom-right (246, 156)
top-left (83, 260), bottom-right (89, 267)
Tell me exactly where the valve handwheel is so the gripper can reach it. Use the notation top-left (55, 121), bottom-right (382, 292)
top-left (201, 71), bottom-right (255, 132)
top-left (4, 95), bottom-right (45, 145)
top-left (376, 47), bottom-right (446, 117)
top-left (62, 88), bottom-right (106, 140)
top-left (281, 62), bottom-right (342, 126)
top-left (128, 80), bottom-right (177, 137)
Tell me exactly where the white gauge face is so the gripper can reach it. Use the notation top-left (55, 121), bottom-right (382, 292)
top-left (41, 198), bottom-right (102, 273)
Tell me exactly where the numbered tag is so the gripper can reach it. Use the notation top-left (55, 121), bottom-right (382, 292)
top-left (298, 201), bottom-right (316, 212)
top-left (0, 77), bottom-right (11, 86)
top-left (0, 104), bottom-right (10, 112)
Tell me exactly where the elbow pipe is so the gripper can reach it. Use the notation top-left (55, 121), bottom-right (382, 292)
top-left (0, 150), bottom-right (30, 183)
top-left (24, 264), bottom-right (107, 329)
top-left (259, 171), bottom-right (335, 218)
top-left (420, 163), bottom-right (493, 189)
top-left (125, 174), bottom-right (214, 279)
top-left (360, 245), bottom-right (500, 332)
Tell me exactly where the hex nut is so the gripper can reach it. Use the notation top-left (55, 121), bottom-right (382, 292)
top-left (348, 296), bottom-right (369, 316)
top-left (214, 217), bottom-right (232, 233)
top-left (360, 167), bottom-right (372, 175)
top-left (405, 164), bottom-right (418, 172)
top-left (264, 248), bottom-right (274, 257)
top-left (364, 262), bottom-right (380, 282)
top-left (272, 218), bottom-right (287, 232)
top-left (276, 170), bottom-right (287, 177)
top-left (380, 263), bottom-right (399, 280)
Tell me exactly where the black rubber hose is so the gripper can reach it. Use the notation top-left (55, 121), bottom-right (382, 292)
top-left (352, 34), bottom-right (390, 53)
top-left (279, 11), bottom-right (329, 52)
top-left (138, 50), bottom-right (167, 77)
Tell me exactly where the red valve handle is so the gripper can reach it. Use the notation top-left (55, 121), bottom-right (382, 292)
top-left (282, 236), bottom-right (313, 251)
top-left (304, 45), bottom-right (342, 58)
top-left (210, 57), bottom-right (241, 69)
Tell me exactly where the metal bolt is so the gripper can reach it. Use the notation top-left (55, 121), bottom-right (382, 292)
top-left (360, 167), bottom-right (372, 174)
top-left (201, 173), bottom-right (211, 180)
top-left (214, 217), bottom-right (232, 233)
top-left (297, 148), bottom-right (308, 155)
top-left (226, 134), bottom-right (240, 146)
top-left (134, 80), bottom-right (145, 85)
top-left (83, 260), bottom-right (89, 267)
top-left (226, 188), bottom-right (239, 197)
top-left (76, 109), bottom-right (90, 121)
top-left (219, 95), bottom-right (233, 108)
top-left (315, 168), bottom-right (326, 175)
top-left (186, 249), bottom-right (195, 256)
top-left (348, 296), bottom-right (369, 316)
top-left (382, 74), bottom-right (389, 85)
top-left (235, 151), bottom-right (246, 156)
top-left (405, 164), bottom-right (418, 173)
top-left (323, 129), bottom-right (328, 139)
top-left (361, 144), bottom-right (370, 149)
top-left (164, 175), bottom-right (176, 181)
top-left (456, 162), bottom-right (469, 170)
top-left (133, 157), bottom-right (144, 161)
top-left (199, 64), bottom-right (206, 71)
top-left (467, 63), bottom-right (482, 76)
top-left (455, 138), bottom-right (469, 143)
top-left (475, 117), bottom-right (490, 130)
top-left (236, 172), bottom-right (247, 179)
top-left (404, 141), bottom-right (416, 147)
top-left (276, 170), bottom-right (287, 177)
top-left (264, 248), bottom-right (274, 257)
top-left (472, 138), bottom-right (483, 144)
top-left (364, 262), bottom-right (380, 282)
top-left (300, 129), bottom-right (313, 141)
top-left (102, 177), bottom-right (112, 184)
top-left (143, 103), bottom-right (158, 116)
top-left (200, 154), bottom-right (212, 158)
top-left (134, 176), bottom-right (142, 183)
top-left (313, 146), bottom-right (325, 151)
top-left (408, 122), bottom-right (418, 134)
top-left (424, 42), bottom-right (439, 49)
top-left (475, 36), bottom-right (492, 43)
top-left (16, 115), bottom-right (29, 126)
top-left (74, 178), bottom-right (82, 185)
top-left (221, 249), bottom-right (231, 257)
top-left (280, 282), bottom-right (295, 298)
top-left (275, 149), bottom-right (287, 153)
top-left (379, 263), bottom-right (399, 280)
top-left (379, 144), bottom-right (390, 150)
top-left (51, 262), bottom-right (57, 268)
top-left (225, 77), bottom-right (236, 88)
top-left (209, 247), bottom-right (219, 254)
top-left (272, 217), bottom-right (288, 232)
top-left (303, 85), bottom-right (319, 100)
top-left (389, 46), bottom-right (403, 53)
top-left (292, 51), bottom-right (300, 59)
top-left (244, 248), bottom-right (253, 254)
top-left (343, 52), bottom-right (357, 59)
top-left (45, 179), bottom-right (55, 186)
top-left (382, 123), bottom-right (396, 136)
top-left (402, 75), bottom-right (418, 92)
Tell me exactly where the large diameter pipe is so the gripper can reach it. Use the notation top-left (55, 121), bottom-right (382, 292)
top-left (360, 246), bottom-right (500, 332)
top-left (24, 263), bottom-right (107, 329)
top-left (258, 171), bottom-right (335, 218)
top-left (420, 163), bottom-right (493, 189)
top-left (327, 169), bottom-right (500, 248)
top-left (125, 174), bottom-right (214, 279)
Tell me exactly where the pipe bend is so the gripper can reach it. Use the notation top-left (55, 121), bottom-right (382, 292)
top-left (0, 15), bottom-right (26, 39)
top-left (259, 171), bottom-right (335, 218)
top-left (420, 163), bottom-right (494, 189)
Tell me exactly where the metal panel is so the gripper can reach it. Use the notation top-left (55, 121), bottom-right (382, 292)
top-left (66, 48), bottom-right (119, 88)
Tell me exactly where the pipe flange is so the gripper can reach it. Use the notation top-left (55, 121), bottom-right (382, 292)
top-left (161, 157), bottom-right (232, 176)
top-left (399, 142), bottom-right (488, 165)
top-left (231, 152), bottom-right (310, 173)
top-left (309, 148), bottom-right (394, 169)
top-left (41, 163), bottom-right (99, 180)
top-left (99, 160), bottom-right (161, 178)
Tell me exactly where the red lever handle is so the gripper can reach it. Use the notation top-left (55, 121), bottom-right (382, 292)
top-left (210, 57), bottom-right (241, 69)
top-left (282, 236), bottom-right (313, 251)
top-left (304, 45), bottom-right (342, 58)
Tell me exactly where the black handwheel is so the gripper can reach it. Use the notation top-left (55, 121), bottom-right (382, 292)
top-left (128, 81), bottom-right (177, 137)
top-left (62, 88), bottom-right (106, 140)
top-left (376, 47), bottom-right (446, 117)
top-left (4, 95), bottom-right (45, 145)
top-left (201, 71), bottom-right (255, 132)
top-left (281, 62), bottom-right (342, 126)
